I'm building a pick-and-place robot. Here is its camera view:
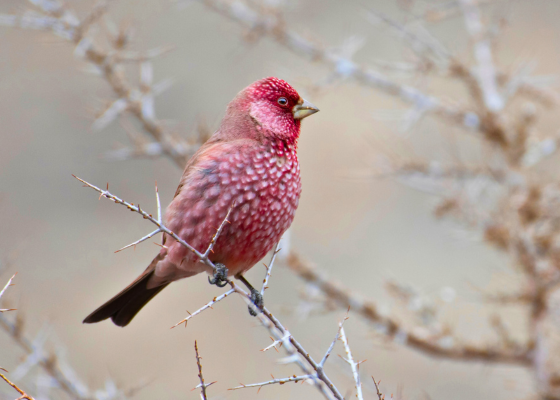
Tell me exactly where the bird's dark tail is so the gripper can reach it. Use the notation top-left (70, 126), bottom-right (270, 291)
top-left (83, 255), bottom-right (169, 327)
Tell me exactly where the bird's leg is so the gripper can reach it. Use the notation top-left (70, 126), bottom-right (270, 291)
top-left (208, 263), bottom-right (229, 288)
top-left (236, 274), bottom-right (263, 316)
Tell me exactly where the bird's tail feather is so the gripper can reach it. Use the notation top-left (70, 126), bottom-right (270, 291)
top-left (83, 254), bottom-right (168, 327)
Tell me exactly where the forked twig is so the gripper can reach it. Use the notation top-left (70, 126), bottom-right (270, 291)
top-left (74, 175), bottom-right (207, 261)
top-left (115, 182), bottom-right (162, 252)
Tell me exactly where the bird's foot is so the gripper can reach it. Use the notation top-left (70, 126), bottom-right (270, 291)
top-left (235, 274), bottom-right (263, 316)
top-left (208, 263), bottom-right (229, 288)
top-left (248, 288), bottom-right (264, 317)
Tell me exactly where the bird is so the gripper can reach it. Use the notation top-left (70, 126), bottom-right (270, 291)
top-left (83, 77), bottom-right (319, 327)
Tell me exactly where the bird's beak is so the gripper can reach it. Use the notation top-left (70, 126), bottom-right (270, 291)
top-left (292, 98), bottom-right (319, 120)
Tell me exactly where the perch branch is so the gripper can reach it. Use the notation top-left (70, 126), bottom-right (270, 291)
top-left (77, 176), bottom-right (343, 400)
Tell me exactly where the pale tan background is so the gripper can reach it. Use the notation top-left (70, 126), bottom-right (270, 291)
top-left (1, 0), bottom-right (560, 398)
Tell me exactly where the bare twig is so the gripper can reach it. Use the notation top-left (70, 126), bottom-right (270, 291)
top-left (261, 242), bottom-right (281, 297)
top-left (115, 182), bottom-right (163, 252)
top-left (192, 341), bottom-right (215, 400)
top-left (73, 175), bottom-right (207, 260)
top-left (172, 289), bottom-right (235, 328)
top-left (0, 274), bottom-right (17, 312)
top-left (202, 203), bottom-right (235, 258)
top-left (229, 374), bottom-right (314, 392)
top-left (0, 372), bottom-right (35, 400)
top-left (339, 323), bottom-right (364, 400)
top-left (372, 376), bottom-right (384, 400)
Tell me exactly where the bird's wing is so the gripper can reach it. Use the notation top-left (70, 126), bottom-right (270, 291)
top-left (172, 137), bottom-right (255, 199)
top-left (161, 136), bottom-right (257, 251)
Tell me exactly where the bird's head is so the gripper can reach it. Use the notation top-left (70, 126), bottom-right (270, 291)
top-left (224, 77), bottom-right (319, 145)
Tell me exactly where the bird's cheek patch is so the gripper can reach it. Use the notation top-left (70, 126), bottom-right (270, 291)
top-left (250, 101), bottom-right (277, 130)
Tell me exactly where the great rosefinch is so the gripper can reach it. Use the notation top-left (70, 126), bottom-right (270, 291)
top-left (83, 77), bottom-right (319, 326)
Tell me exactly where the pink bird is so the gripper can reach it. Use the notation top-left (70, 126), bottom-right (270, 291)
top-left (84, 77), bottom-right (319, 326)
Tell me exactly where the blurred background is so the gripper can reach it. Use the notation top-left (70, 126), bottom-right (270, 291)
top-left (2, 0), bottom-right (560, 399)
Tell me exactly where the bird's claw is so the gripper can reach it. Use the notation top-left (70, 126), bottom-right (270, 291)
top-left (248, 288), bottom-right (263, 316)
top-left (208, 263), bottom-right (228, 288)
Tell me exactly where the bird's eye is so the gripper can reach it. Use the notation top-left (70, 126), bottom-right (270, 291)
top-left (277, 97), bottom-right (288, 106)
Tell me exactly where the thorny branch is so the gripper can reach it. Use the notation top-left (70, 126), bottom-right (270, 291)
top-left (229, 374), bottom-right (315, 392)
top-left (172, 239), bottom-right (275, 329)
top-left (75, 176), bottom-right (345, 400)
top-left (192, 341), bottom-right (215, 400)
top-left (74, 175), bottom-right (208, 261)
top-left (229, 313), bottom-right (365, 396)
top-left (172, 288), bottom-right (235, 328)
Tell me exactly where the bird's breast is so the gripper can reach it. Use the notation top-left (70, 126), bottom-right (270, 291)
top-left (166, 142), bottom-right (301, 274)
